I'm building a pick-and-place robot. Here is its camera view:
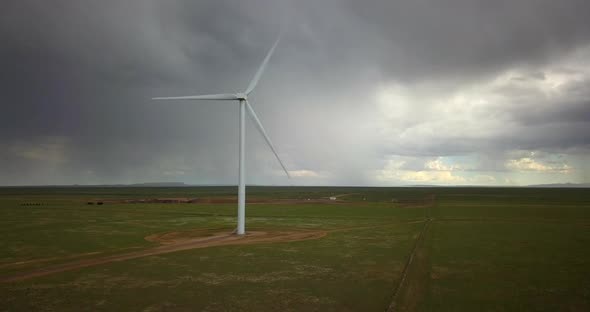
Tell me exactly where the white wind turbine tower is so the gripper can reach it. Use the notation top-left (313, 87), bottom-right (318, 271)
top-left (153, 35), bottom-right (290, 235)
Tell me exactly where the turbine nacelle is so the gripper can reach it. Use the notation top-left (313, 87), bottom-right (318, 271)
top-left (235, 93), bottom-right (247, 101)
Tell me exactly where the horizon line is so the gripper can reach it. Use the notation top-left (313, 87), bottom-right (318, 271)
top-left (0, 182), bottom-right (588, 188)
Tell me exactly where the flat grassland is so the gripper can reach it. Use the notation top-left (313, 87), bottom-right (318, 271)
top-left (0, 186), bottom-right (589, 311)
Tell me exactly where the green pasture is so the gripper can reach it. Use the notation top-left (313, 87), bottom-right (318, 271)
top-left (0, 186), bottom-right (589, 311)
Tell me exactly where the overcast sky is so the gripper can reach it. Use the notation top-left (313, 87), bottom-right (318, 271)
top-left (1, 0), bottom-right (589, 186)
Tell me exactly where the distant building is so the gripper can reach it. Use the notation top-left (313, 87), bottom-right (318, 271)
top-left (329, 196), bottom-right (337, 201)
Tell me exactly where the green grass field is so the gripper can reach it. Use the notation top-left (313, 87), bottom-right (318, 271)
top-left (0, 186), bottom-right (589, 311)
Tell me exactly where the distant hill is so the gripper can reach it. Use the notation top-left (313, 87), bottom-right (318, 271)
top-left (0, 182), bottom-right (194, 188)
top-left (128, 182), bottom-right (190, 187)
top-left (526, 183), bottom-right (590, 188)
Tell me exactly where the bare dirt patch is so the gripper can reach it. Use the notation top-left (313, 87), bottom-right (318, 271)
top-left (88, 196), bottom-right (345, 205)
top-left (1, 229), bottom-right (326, 283)
top-left (1, 221), bottom-right (419, 283)
top-left (0, 252), bottom-right (102, 269)
top-left (144, 228), bottom-right (223, 244)
top-left (183, 197), bottom-right (345, 205)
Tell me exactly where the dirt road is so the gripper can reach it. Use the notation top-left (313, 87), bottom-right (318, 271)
top-left (0, 230), bottom-right (326, 283)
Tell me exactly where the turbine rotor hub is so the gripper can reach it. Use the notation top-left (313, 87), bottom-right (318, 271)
top-left (236, 93), bottom-right (247, 100)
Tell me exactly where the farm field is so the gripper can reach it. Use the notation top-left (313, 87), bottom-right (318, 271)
top-left (0, 186), bottom-right (589, 311)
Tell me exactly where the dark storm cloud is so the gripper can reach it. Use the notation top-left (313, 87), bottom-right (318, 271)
top-left (346, 0), bottom-right (590, 82)
top-left (1, 0), bottom-right (589, 185)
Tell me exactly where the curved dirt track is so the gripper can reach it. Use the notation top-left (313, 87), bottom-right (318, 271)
top-left (1, 230), bottom-right (327, 283)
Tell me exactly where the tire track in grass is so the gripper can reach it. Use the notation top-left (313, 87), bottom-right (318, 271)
top-left (387, 219), bottom-right (432, 312)
top-left (0, 230), bottom-right (325, 283)
top-left (1, 195), bottom-right (434, 284)
top-left (387, 194), bottom-right (436, 312)
top-left (0, 222), bottom-right (418, 283)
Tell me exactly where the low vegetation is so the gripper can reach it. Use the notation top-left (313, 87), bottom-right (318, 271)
top-left (0, 186), bottom-right (588, 311)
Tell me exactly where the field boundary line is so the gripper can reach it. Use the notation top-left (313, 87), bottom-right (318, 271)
top-left (387, 193), bottom-right (435, 311)
top-left (387, 219), bottom-right (432, 312)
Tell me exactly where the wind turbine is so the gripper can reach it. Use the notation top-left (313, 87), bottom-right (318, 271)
top-left (152, 35), bottom-right (290, 235)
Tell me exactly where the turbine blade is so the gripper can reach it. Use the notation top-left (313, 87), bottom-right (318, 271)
top-left (245, 34), bottom-right (281, 95)
top-left (152, 94), bottom-right (238, 101)
top-left (245, 100), bottom-right (290, 178)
